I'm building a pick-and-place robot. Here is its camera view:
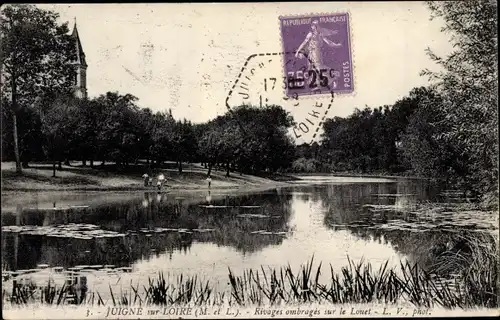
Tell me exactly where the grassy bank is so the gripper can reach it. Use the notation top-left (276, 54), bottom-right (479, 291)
top-left (293, 171), bottom-right (427, 181)
top-left (1, 161), bottom-right (402, 193)
top-left (3, 236), bottom-right (498, 309)
top-left (1, 161), bottom-right (289, 192)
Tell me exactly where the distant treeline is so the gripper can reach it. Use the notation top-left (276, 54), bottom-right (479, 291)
top-left (1, 2), bottom-right (497, 203)
top-left (295, 87), bottom-right (445, 175)
top-left (1, 82), bottom-right (495, 202)
top-left (295, 79), bottom-right (497, 202)
top-left (1, 93), bottom-right (296, 176)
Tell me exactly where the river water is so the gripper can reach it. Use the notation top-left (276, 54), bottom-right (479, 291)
top-left (1, 177), bottom-right (497, 298)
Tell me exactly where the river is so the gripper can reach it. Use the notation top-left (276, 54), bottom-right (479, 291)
top-left (1, 177), bottom-right (497, 300)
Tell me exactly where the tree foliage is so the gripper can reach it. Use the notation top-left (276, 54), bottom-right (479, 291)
top-left (421, 0), bottom-right (498, 199)
top-left (1, 4), bottom-right (76, 172)
top-left (197, 105), bottom-right (295, 176)
top-left (318, 88), bottom-right (429, 174)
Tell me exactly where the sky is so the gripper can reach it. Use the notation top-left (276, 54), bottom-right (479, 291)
top-left (38, 2), bottom-right (452, 142)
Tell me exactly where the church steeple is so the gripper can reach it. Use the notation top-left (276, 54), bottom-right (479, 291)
top-left (71, 19), bottom-right (87, 99)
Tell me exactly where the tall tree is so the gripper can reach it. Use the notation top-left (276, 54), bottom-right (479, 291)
top-left (173, 119), bottom-right (197, 174)
top-left (198, 121), bottom-right (224, 176)
top-left (93, 92), bottom-right (142, 168)
top-left (399, 88), bottom-right (461, 180)
top-left (1, 4), bottom-right (76, 173)
top-left (71, 98), bottom-right (99, 167)
top-left (149, 109), bottom-right (176, 167)
top-left (422, 1), bottom-right (498, 200)
top-left (229, 105), bottom-right (295, 174)
top-left (39, 94), bottom-right (81, 177)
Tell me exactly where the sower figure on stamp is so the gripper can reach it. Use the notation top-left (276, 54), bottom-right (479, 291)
top-left (295, 20), bottom-right (342, 74)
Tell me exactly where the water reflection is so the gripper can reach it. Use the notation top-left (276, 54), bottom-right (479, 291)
top-left (2, 180), bottom-right (495, 293)
top-left (310, 181), bottom-right (496, 275)
top-left (2, 189), bottom-right (294, 272)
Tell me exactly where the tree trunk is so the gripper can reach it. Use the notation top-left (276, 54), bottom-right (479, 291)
top-left (11, 78), bottom-right (22, 174)
top-left (226, 162), bottom-right (230, 177)
top-left (207, 163), bottom-right (212, 176)
top-left (52, 160), bottom-right (56, 177)
top-left (58, 160), bottom-right (62, 170)
top-left (178, 159), bottom-right (183, 174)
top-left (82, 159), bottom-right (86, 167)
top-left (90, 159), bottom-right (94, 168)
top-left (101, 160), bottom-right (105, 167)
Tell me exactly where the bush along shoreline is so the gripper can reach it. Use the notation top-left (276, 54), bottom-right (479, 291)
top-left (3, 247), bottom-right (498, 309)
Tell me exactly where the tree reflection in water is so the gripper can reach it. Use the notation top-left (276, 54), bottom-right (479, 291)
top-left (312, 181), bottom-right (495, 277)
top-left (2, 180), bottom-right (493, 283)
top-left (2, 189), bottom-right (294, 272)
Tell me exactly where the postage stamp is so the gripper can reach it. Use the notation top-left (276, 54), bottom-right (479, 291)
top-left (279, 12), bottom-right (354, 98)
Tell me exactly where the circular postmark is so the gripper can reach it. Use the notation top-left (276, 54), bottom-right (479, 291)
top-left (225, 52), bottom-right (335, 145)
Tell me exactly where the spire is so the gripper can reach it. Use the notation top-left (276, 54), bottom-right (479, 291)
top-left (71, 17), bottom-right (78, 39)
top-left (70, 17), bottom-right (88, 99)
top-left (71, 19), bottom-right (87, 68)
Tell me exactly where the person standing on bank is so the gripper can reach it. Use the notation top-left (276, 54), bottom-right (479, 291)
top-left (206, 175), bottom-right (212, 189)
top-left (142, 173), bottom-right (149, 187)
top-left (157, 173), bottom-right (166, 191)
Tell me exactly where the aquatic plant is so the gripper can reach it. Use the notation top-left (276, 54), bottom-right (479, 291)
top-left (3, 254), bottom-right (497, 309)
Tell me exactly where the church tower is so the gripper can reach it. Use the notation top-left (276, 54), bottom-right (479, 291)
top-left (71, 20), bottom-right (87, 99)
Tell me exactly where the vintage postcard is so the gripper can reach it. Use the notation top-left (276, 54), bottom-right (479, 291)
top-left (1, 2), bottom-right (498, 319)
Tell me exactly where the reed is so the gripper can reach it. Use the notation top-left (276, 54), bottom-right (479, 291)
top-left (3, 253), bottom-right (497, 309)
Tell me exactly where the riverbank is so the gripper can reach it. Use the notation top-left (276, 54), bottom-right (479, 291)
top-left (1, 162), bottom-right (403, 193)
top-left (1, 161), bottom-right (403, 214)
top-left (1, 162), bottom-right (292, 192)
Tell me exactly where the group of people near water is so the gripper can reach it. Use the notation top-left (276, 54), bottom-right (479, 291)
top-left (142, 172), bottom-right (212, 191)
top-left (142, 173), bottom-right (166, 190)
